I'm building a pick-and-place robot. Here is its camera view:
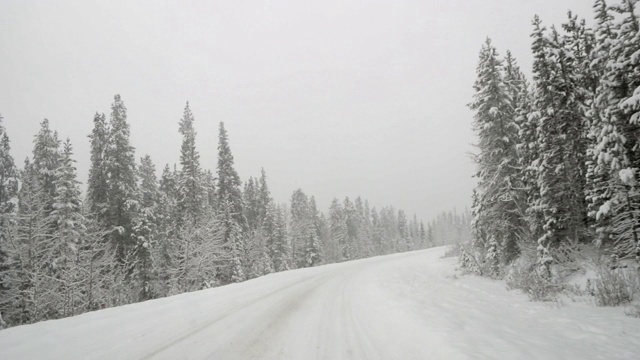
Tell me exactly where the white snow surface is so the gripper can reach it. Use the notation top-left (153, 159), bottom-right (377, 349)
top-left (2, 247), bottom-right (640, 359)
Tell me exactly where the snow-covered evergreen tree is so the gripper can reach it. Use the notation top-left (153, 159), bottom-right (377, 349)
top-left (177, 102), bottom-right (205, 226)
top-left (290, 189), bottom-right (310, 267)
top-left (328, 198), bottom-right (348, 262)
top-left (86, 113), bottom-right (109, 220)
top-left (103, 95), bottom-right (139, 263)
top-left (1, 159), bottom-right (56, 324)
top-left (215, 122), bottom-right (246, 282)
top-left (0, 115), bottom-right (18, 217)
top-left (589, 0), bottom-right (640, 258)
top-left (397, 209), bottom-right (409, 252)
top-left (31, 119), bottom-right (61, 214)
top-left (243, 176), bottom-right (261, 234)
top-left (257, 168), bottom-right (271, 224)
top-left (264, 203), bottom-right (290, 272)
top-left (529, 18), bottom-right (589, 273)
top-left (48, 139), bottom-right (89, 318)
top-left (131, 155), bottom-right (159, 301)
top-left (469, 38), bottom-right (525, 270)
top-left (305, 196), bottom-right (323, 266)
top-left (0, 115), bottom-right (19, 297)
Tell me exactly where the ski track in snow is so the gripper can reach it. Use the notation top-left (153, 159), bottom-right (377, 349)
top-left (1, 247), bottom-right (640, 359)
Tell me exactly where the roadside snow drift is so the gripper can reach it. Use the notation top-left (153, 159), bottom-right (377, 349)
top-left (1, 247), bottom-right (640, 359)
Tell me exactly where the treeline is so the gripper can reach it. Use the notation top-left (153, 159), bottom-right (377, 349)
top-left (467, 0), bottom-right (640, 277)
top-left (0, 97), bottom-right (430, 327)
top-left (428, 209), bottom-right (472, 247)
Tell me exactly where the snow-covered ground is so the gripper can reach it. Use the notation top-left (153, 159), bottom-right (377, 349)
top-left (2, 246), bottom-right (640, 359)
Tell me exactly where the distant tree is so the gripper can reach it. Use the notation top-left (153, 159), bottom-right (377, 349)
top-left (243, 177), bottom-right (260, 232)
top-left (86, 113), bottom-right (109, 220)
top-left (328, 198), bottom-right (347, 262)
top-left (265, 203), bottom-right (290, 272)
top-left (397, 210), bottom-right (409, 252)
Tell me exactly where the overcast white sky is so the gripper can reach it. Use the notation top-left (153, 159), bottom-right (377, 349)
top-left (0, 0), bottom-right (594, 222)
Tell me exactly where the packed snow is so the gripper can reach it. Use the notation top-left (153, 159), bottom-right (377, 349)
top-left (1, 246), bottom-right (640, 359)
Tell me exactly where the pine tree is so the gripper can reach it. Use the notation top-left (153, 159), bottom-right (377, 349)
top-left (1, 159), bottom-right (56, 324)
top-left (243, 177), bottom-right (260, 232)
top-left (591, 0), bottom-right (640, 258)
top-left (49, 139), bottom-right (87, 318)
top-left (86, 113), bottom-right (109, 220)
top-left (265, 203), bottom-right (290, 272)
top-left (419, 221), bottom-right (428, 248)
top-left (290, 189), bottom-right (310, 267)
top-left (216, 122), bottom-right (245, 228)
top-left (328, 198), bottom-right (348, 262)
top-left (343, 197), bottom-right (359, 260)
top-left (177, 102), bottom-right (205, 226)
top-left (397, 209), bottom-right (409, 252)
top-left (257, 168), bottom-right (272, 224)
top-left (50, 139), bottom-right (85, 243)
top-left (31, 119), bottom-right (61, 214)
top-left (202, 169), bottom-right (216, 210)
top-left (305, 196), bottom-right (322, 266)
top-left (585, 0), bottom-right (618, 245)
top-left (0, 115), bottom-right (19, 294)
top-left (0, 115), bottom-right (18, 216)
top-left (469, 38), bottom-right (525, 269)
top-left (131, 155), bottom-right (159, 301)
top-left (530, 18), bottom-right (589, 273)
top-left (103, 95), bottom-right (139, 263)
top-left (216, 122), bottom-right (246, 282)
top-left (370, 207), bottom-right (384, 255)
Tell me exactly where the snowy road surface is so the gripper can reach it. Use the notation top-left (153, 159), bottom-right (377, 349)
top-left (2, 247), bottom-right (640, 359)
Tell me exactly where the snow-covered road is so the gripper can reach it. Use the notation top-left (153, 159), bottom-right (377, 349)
top-left (2, 247), bottom-right (640, 359)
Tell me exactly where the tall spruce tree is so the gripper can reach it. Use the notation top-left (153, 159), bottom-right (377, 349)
top-left (0, 115), bottom-right (18, 217)
top-left (469, 38), bottom-right (524, 271)
top-left (103, 95), bottom-right (139, 262)
top-left (243, 177), bottom-right (260, 232)
top-left (593, 0), bottom-right (640, 259)
top-left (132, 155), bottom-right (159, 300)
top-left (257, 168), bottom-right (271, 224)
top-left (50, 139), bottom-right (85, 247)
top-left (0, 115), bottom-right (18, 307)
top-left (216, 122), bottom-right (246, 282)
top-left (290, 189), bottom-right (310, 267)
top-left (264, 203), bottom-right (290, 272)
top-left (31, 119), bottom-right (61, 214)
top-left (49, 139), bottom-right (87, 318)
top-left (530, 19), bottom-right (589, 273)
top-left (328, 198), bottom-right (348, 262)
top-left (177, 102), bottom-right (204, 225)
top-left (87, 113), bottom-right (109, 220)
top-left (306, 196), bottom-right (322, 266)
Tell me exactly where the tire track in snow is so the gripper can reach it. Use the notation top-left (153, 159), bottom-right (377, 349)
top-left (141, 267), bottom-right (345, 359)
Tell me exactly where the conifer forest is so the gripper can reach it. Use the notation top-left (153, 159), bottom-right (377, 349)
top-left (464, 0), bottom-right (640, 300)
top-left (0, 97), bottom-right (467, 327)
